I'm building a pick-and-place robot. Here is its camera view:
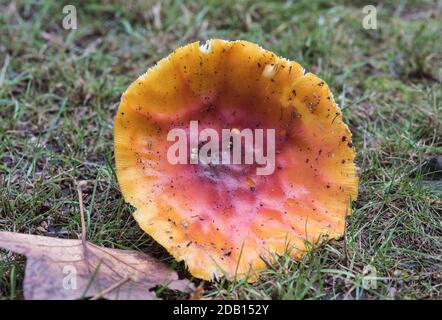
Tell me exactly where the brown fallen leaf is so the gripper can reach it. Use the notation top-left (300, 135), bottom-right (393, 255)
top-left (0, 231), bottom-right (194, 300)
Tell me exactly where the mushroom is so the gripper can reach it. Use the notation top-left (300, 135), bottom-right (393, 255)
top-left (114, 40), bottom-right (358, 281)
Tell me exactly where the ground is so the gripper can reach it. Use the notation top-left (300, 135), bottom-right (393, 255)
top-left (0, 0), bottom-right (441, 300)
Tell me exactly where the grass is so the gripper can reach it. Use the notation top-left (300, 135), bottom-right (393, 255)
top-left (0, 0), bottom-right (441, 300)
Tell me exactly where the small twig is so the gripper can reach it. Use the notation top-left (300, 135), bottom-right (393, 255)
top-left (343, 284), bottom-right (356, 300)
top-left (0, 54), bottom-right (10, 89)
top-left (89, 276), bottom-right (132, 300)
top-left (77, 180), bottom-right (96, 290)
top-left (189, 282), bottom-right (205, 300)
top-left (259, 254), bottom-right (276, 271)
top-left (76, 181), bottom-right (88, 242)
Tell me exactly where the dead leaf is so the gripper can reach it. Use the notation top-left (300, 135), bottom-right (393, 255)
top-left (0, 231), bottom-right (194, 300)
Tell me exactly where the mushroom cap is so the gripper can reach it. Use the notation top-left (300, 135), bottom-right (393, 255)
top-left (114, 39), bottom-right (358, 281)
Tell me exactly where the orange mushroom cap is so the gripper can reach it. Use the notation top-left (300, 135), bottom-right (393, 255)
top-left (114, 39), bottom-right (358, 281)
